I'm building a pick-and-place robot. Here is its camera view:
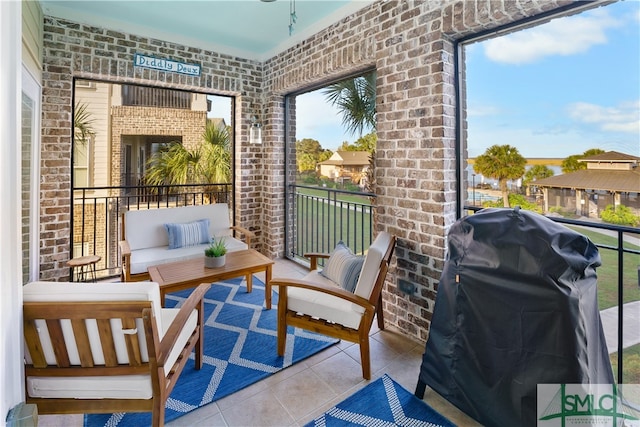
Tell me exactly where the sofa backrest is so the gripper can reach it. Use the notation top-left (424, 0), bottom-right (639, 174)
top-left (124, 203), bottom-right (232, 251)
top-left (23, 281), bottom-right (162, 365)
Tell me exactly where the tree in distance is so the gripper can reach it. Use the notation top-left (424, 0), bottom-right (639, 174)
top-left (474, 144), bottom-right (526, 208)
top-left (561, 148), bottom-right (605, 173)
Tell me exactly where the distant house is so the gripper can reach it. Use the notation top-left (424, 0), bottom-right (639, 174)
top-left (318, 151), bottom-right (370, 184)
top-left (534, 151), bottom-right (640, 218)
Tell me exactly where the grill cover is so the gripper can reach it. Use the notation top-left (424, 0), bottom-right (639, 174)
top-left (419, 207), bottom-right (614, 427)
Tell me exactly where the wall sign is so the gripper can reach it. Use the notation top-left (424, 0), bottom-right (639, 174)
top-left (134, 53), bottom-right (201, 77)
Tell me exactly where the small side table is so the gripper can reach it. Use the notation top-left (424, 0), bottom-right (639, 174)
top-left (67, 255), bottom-right (101, 282)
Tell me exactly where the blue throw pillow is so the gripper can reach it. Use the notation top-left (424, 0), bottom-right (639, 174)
top-left (164, 219), bottom-right (210, 249)
top-left (320, 241), bottom-right (364, 293)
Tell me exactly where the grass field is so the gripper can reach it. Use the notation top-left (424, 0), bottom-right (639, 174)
top-left (566, 226), bottom-right (640, 310)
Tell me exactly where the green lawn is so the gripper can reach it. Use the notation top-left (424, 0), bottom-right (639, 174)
top-left (293, 189), bottom-right (373, 257)
top-left (566, 226), bottom-right (640, 310)
top-left (610, 343), bottom-right (640, 385)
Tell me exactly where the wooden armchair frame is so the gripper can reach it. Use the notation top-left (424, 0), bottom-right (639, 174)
top-left (272, 232), bottom-right (395, 379)
top-left (23, 282), bottom-right (211, 426)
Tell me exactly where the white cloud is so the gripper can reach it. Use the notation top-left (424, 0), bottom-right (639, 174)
top-left (467, 104), bottom-right (501, 117)
top-left (484, 9), bottom-right (620, 64)
top-left (567, 100), bottom-right (640, 134)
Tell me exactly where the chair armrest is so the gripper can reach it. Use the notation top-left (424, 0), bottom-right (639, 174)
top-left (230, 225), bottom-right (255, 246)
top-left (270, 278), bottom-right (374, 312)
top-left (157, 282), bottom-right (211, 367)
top-left (303, 253), bottom-right (330, 271)
top-left (119, 240), bottom-right (132, 281)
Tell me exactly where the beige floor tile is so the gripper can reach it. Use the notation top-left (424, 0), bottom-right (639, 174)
top-left (215, 375), bottom-right (270, 411)
top-left (221, 391), bottom-right (294, 427)
top-left (36, 414), bottom-right (83, 427)
top-left (270, 369), bottom-right (337, 421)
top-left (310, 351), bottom-right (366, 394)
top-left (166, 402), bottom-right (221, 426)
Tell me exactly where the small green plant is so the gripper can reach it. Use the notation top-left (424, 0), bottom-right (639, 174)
top-left (205, 237), bottom-right (227, 257)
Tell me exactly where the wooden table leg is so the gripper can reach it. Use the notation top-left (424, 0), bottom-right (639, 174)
top-left (265, 264), bottom-right (272, 310)
top-left (246, 274), bottom-right (252, 293)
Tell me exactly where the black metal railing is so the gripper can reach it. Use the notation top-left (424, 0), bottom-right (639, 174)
top-left (71, 182), bottom-right (638, 384)
top-left (288, 184), bottom-right (376, 262)
top-left (466, 205), bottom-right (640, 386)
top-left (71, 183), bottom-right (232, 278)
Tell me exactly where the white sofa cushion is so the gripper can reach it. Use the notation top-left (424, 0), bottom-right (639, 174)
top-left (23, 281), bottom-right (198, 400)
top-left (125, 204), bottom-right (233, 251)
top-left (129, 237), bottom-right (248, 275)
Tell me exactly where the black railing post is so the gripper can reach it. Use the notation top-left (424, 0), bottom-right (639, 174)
top-left (617, 230), bottom-right (624, 386)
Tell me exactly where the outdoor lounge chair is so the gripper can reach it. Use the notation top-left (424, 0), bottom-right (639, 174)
top-left (271, 231), bottom-right (396, 379)
top-left (22, 281), bottom-right (210, 426)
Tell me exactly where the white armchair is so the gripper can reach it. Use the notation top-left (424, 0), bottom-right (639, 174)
top-left (271, 232), bottom-right (396, 379)
top-left (22, 280), bottom-right (210, 426)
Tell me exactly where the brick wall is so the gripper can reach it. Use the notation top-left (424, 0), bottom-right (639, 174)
top-left (41, 0), bottom-right (588, 342)
top-left (110, 106), bottom-right (207, 186)
top-left (263, 0), bottom-right (583, 342)
top-left (40, 18), bottom-right (262, 280)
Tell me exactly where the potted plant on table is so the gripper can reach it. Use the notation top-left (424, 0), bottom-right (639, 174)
top-left (204, 237), bottom-right (227, 268)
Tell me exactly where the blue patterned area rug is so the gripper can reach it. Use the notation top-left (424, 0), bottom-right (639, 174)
top-left (306, 374), bottom-right (455, 427)
top-left (84, 276), bottom-right (338, 427)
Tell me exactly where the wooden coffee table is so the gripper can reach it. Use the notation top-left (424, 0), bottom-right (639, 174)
top-left (148, 249), bottom-right (275, 309)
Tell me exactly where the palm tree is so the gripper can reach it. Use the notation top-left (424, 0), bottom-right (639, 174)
top-left (323, 71), bottom-right (376, 137)
top-left (74, 102), bottom-right (95, 146)
top-left (200, 122), bottom-right (231, 183)
top-left (474, 144), bottom-right (526, 208)
top-left (523, 164), bottom-right (554, 196)
top-left (144, 121), bottom-right (231, 188)
top-left (323, 72), bottom-right (377, 195)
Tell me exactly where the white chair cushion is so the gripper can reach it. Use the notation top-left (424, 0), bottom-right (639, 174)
top-left (287, 271), bottom-right (364, 330)
top-left (23, 281), bottom-right (164, 335)
top-left (26, 375), bottom-right (153, 399)
top-left (353, 232), bottom-right (392, 299)
top-left (23, 281), bottom-right (199, 400)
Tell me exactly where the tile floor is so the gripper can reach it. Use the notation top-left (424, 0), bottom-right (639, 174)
top-left (37, 258), bottom-right (479, 427)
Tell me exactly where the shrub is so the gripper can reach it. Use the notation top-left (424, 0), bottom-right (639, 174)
top-left (600, 204), bottom-right (640, 227)
top-left (482, 194), bottom-right (542, 213)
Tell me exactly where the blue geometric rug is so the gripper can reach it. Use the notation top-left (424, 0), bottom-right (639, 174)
top-left (84, 276), bottom-right (338, 427)
top-left (306, 374), bottom-right (455, 427)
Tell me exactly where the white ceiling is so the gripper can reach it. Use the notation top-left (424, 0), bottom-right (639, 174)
top-left (40, 0), bottom-right (376, 61)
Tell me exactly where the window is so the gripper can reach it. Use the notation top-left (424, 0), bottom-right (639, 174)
top-left (73, 134), bottom-right (92, 187)
top-left (21, 66), bottom-right (41, 284)
top-left (457, 1), bottom-right (640, 385)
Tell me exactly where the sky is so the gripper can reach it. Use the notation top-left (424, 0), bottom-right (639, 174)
top-left (298, 1), bottom-right (639, 158)
top-left (465, 0), bottom-right (640, 159)
top-left (211, 1), bottom-right (640, 159)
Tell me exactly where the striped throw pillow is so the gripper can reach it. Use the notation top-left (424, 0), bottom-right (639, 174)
top-left (164, 219), bottom-right (211, 249)
top-left (320, 242), bottom-right (364, 293)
